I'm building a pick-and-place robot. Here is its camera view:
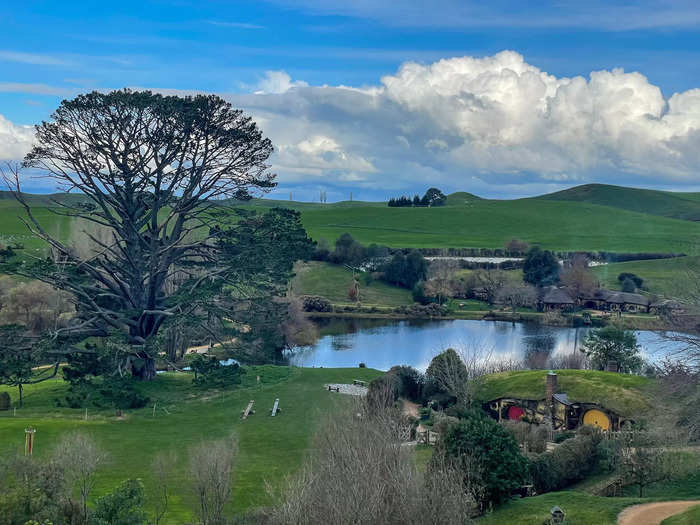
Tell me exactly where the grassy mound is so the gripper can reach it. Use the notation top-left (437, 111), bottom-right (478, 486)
top-left (538, 183), bottom-right (700, 222)
top-left (479, 369), bottom-right (654, 416)
top-left (0, 366), bottom-right (383, 523)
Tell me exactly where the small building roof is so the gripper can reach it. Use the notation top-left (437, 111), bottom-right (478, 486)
top-left (553, 393), bottom-right (572, 406)
top-left (542, 287), bottom-right (575, 305)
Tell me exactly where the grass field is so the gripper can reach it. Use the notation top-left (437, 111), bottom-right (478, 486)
top-left (593, 256), bottom-right (700, 298)
top-left (0, 366), bottom-right (383, 523)
top-left (3, 188), bottom-right (700, 258)
top-left (298, 199), bottom-right (700, 253)
top-left (477, 490), bottom-right (643, 525)
top-left (291, 261), bottom-right (414, 307)
top-left (662, 504), bottom-right (700, 524)
top-left (478, 369), bottom-right (654, 416)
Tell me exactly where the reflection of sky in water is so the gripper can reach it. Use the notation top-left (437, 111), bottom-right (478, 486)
top-left (288, 319), bottom-right (686, 371)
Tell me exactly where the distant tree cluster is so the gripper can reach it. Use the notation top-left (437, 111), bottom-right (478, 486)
top-left (388, 188), bottom-right (447, 207)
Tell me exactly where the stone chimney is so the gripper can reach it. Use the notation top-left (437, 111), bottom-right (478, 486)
top-left (546, 371), bottom-right (557, 405)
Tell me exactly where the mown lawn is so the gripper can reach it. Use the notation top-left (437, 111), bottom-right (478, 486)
top-left (478, 491), bottom-right (643, 525)
top-left (478, 369), bottom-right (654, 416)
top-left (0, 366), bottom-right (383, 523)
top-left (291, 260), bottom-right (414, 307)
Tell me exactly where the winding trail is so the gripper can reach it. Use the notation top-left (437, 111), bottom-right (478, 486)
top-left (617, 500), bottom-right (700, 525)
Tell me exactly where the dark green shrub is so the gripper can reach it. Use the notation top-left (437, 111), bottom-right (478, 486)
top-left (441, 412), bottom-right (529, 506)
top-left (301, 295), bottom-right (332, 313)
top-left (188, 354), bottom-right (245, 388)
top-left (387, 365), bottom-right (424, 402)
top-left (0, 391), bottom-right (10, 410)
top-left (358, 362), bottom-right (366, 368)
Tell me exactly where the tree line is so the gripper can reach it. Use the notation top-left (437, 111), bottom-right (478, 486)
top-left (387, 187), bottom-right (447, 207)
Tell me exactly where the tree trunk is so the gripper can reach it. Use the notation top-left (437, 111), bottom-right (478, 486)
top-left (132, 354), bottom-right (157, 381)
top-left (18, 383), bottom-right (23, 408)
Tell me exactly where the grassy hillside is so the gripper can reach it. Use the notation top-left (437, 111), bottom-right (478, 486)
top-left (0, 366), bottom-right (383, 523)
top-left (298, 199), bottom-right (700, 253)
top-left (479, 369), bottom-right (654, 416)
top-left (593, 256), bottom-right (700, 297)
top-left (291, 261), bottom-right (413, 307)
top-left (538, 183), bottom-right (700, 222)
top-left (2, 190), bottom-right (700, 256)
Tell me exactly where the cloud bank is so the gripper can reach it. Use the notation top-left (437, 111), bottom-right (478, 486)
top-left (4, 51), bottom-right (700, 196)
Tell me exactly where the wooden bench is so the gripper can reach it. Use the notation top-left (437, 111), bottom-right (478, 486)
top-left (270, 398), bottom-right (281, 417)
top-left (241, 400), bottom-right (255, 419)
top-left (352, 380), bottom-right (366, 387)
top-left (327, 385), bottom-right (340, 392)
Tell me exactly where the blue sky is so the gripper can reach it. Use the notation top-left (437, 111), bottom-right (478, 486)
top-left (3, 1), bottom-right (700, 200)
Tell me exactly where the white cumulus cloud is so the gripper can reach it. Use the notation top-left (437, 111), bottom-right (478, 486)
top-left (228, 50), bottom-right (700, 194)
top-left (0, 114), bottom-right (34, 160)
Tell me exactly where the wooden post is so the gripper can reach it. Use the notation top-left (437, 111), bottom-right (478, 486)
top-left (25, 427), bottom-right (35, 456)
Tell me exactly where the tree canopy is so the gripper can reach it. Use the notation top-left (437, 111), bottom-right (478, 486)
top-left (581, 326), bottom-right (642, 372)
top-left (523, 246), bottom-right (560, 287)
top-left (2, 89), bottom-right (312, 380)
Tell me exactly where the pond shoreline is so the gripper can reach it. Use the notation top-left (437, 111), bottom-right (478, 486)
top-left (304, 310), bottom-right (669, 331)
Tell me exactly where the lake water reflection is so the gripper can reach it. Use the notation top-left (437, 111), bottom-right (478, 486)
top-left (287, 317), bottom-right (682, 371)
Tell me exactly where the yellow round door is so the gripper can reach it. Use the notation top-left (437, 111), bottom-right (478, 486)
top-left (583, 409), bottom-right (610, 430)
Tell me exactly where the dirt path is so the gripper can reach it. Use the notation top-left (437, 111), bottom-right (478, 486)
top-left (618, 500), bottom-right (700, 525)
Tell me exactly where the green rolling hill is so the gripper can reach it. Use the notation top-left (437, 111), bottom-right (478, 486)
top-left (536, 183), bottom-right (700, 221)
top-left (2, 184), bottom-right (700, 256)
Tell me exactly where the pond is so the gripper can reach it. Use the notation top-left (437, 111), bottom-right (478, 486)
top-left (286, 317), bottom-right (684, 371)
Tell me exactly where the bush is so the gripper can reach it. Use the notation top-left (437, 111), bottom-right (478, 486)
top-left (440, 412), bottom-right (529, 506)
top-left (387, 365), bottom-right (424, 402)
top-left (59, 376), bottom-right (149, 410)
top-left (0, 391), bottom-right (10, 410)
top-left (301, 295), bottom-right (332, 312)
top-left (91, 478), bottom-right (147, 524)
top-left (618, 272), bottom-right (644, 288)
top-left (358, 362), bottom-right (366, 368)
top-left (188, 354), bottom-right (245, 388)
top-left (530, 429), bottom-right (603, 493)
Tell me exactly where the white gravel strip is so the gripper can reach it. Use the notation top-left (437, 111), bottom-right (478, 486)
top-left (325, 383), bottom-right (368, 396)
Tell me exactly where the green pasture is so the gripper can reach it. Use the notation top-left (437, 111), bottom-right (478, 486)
top-left (0, 366), bottom-right (383, 523)
top-left (593, 256), bottom-right (700, 298)
top-left (291, 261), bottom-right (414, 307)
top-left (298, 199), bottom-right (700, 253)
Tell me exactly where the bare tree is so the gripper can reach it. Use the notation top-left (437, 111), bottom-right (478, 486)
top-left (659, 267), bottom-right (700, 369)
top-left (472, 268), bottom-right (509, 305)
top-left (495, 282), bottom-right (537, 315)
top-left (151, 450), bottom-right (177, 525)
top-left (267, 399), bottom-right (477, 524)
top-left (560, 254), bottom-right (598, 299)
top-left (189, 436), bottom-right (237, 525)
top-left (281, 297), bottom-right (319, 348)
top-left (54, 432), bottom-right (107, 523)
top-left (427, 259), bottom-right (460, 304)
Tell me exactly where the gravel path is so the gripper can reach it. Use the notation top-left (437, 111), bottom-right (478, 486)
top-left (325, 383), bottom-right (368, 396)
top-left (618, 500), bottom-right (700, 525)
